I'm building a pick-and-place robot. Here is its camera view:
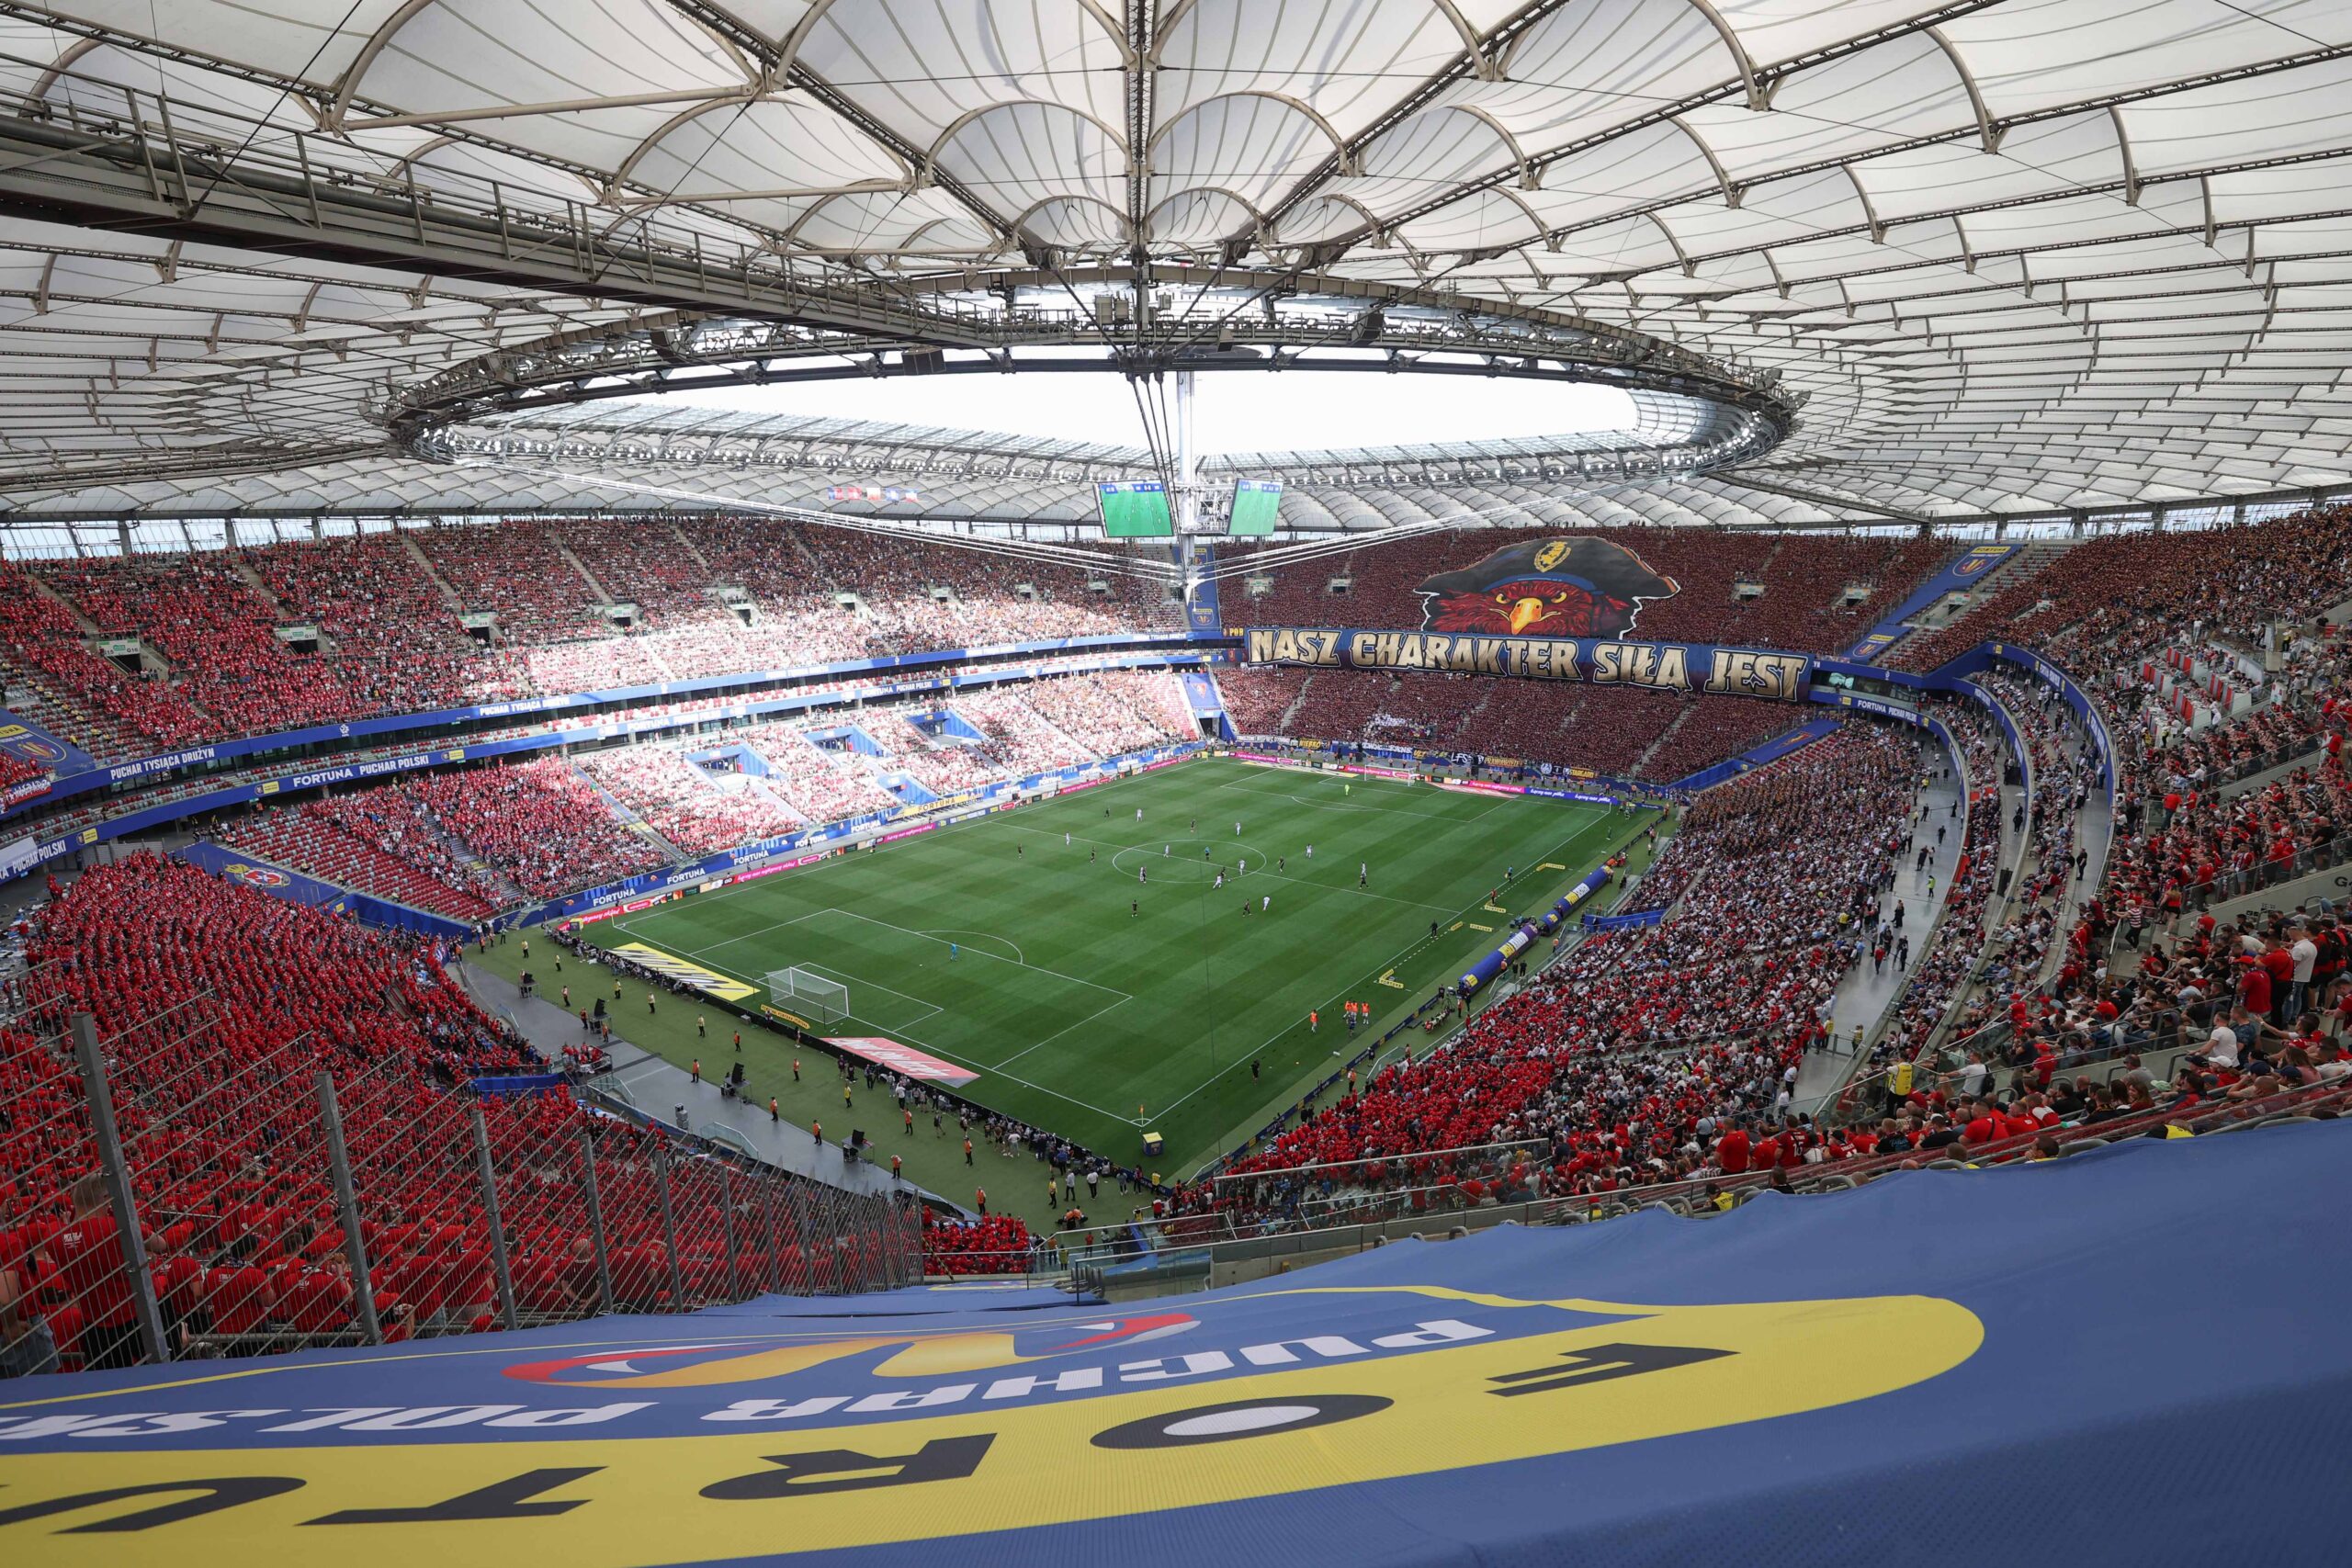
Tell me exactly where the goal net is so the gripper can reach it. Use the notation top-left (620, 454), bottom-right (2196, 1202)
top-left (765, 966), bottom-right (850, 1025)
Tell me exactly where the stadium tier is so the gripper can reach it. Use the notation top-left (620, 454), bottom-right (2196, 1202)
top-left (6, 4), bottom-right (2352, 1553)
top-left (0, 521), bottom-right (1185, 763)
top-left (1232, 526), bottom-right (1954, 651)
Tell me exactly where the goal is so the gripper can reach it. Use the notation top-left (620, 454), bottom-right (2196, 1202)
top-left (765, 966), bottom-right (850, 1025)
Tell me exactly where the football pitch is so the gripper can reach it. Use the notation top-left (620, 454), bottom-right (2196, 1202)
top-left (591, 758), bottom-right (1638, 1175)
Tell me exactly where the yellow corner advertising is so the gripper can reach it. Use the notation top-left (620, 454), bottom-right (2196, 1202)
top-left (608, 942), bottom-right (760, 1003)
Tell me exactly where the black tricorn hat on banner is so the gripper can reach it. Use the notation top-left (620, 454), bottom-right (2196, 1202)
top-left (1415, 536), bottom-right (1680, 637)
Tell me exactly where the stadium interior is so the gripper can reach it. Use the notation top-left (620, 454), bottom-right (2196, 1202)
top-left (0, 1), bottom-right (2349, 1562)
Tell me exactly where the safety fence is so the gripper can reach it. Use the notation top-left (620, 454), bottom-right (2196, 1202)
top-left (1, 1010), bottom-right (922, 1378)
top-left (1045, 1077), bottom-right (2352, 1293)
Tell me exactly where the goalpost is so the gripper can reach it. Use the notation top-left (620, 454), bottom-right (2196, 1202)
top-left (765, 966), bottom-right (850, 1025)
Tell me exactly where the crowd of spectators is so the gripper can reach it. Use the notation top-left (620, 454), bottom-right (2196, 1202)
top-left (413, 520), bottom-right (608, 646)
top-left (736, 722), bottom-right (906, 823)
top-left (45, 557), bottom-right (373, 739)
top-left (1874, 699), bottom-right (2004, 1056)
top-left (1892, 503), bottom-right (2352, 675)
top-left (253, 534), bottom-right (526, 712)
top-left (1636, 697), bottom-right (1800, 784)
top-left (797, 531), bottom-right (1178, 655)
top-left (576, 745), bottom-right (804, 855)
top-left (0, 856), bottom-right (919, 1371)
top-left (1241, 669), bottom-right (1804, 784)
top-left (1017, 670), bottom-right (1193, 756)
top-left (217, 797), bottom-right (502, 919)
top-left (0, 520), bottom-right (1187, 771)
top-left (407, 759), bottom-right (668, 898)
top-left (1973, 671), bottom-right (2099, 991)
top-left (921, 1212), bottom-right (1036, 1275)
top-left (0, 855), bottom-right (528, 1364)
top-left (0, 561), bottom-right (212, 757)
top-left (1176, 728), bottom-right (1914, 1222)
top-left (950, 686), bottom-right (1094, 773)
top-left (1213, 667), bottom-right (1308, 738)
top-left (0, 749), bottom-right (51, 798)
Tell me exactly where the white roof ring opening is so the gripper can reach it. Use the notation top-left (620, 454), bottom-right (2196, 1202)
top-left (0, 0), bottom-right (2344, 530)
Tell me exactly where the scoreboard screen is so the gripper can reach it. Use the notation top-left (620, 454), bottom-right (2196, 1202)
top-left (1227, 479), bottom-right (1283, 536)
top-left (1096, 480), bottom-right (1175, 537)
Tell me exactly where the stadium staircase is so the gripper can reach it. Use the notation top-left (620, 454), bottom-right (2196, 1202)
top-left (1903, 540), bottom-right (2067, 644)
top-left (570, 757), bottom-right (692, 863)
top-left (1274, 671), bottom-right (1316, 735)
top-left (1021, 703), bottom-right (1092, 761)
top-left (1452, 682), bottom-right (1498, 736)
top-left (407, 802), bottom-right (525, 905)
top-left (400, 532), bottom-right (469, 612)
top-left (628, 632), bottom-right (682, 682)
top-left (24, 570), bottom-right (103, 635)
top-left (1629, 704), bottom-right (1695, 776)
top-left (738, 773), bottom-right (807, 827)
top-left (1972, 540), bottom-right (2070, 624)
top-left (667, 522), bottom-right (715, 572)
top-left (228, 554), bottom-right (291, 617)
top-left (553, 536), bottom-right (619, 605)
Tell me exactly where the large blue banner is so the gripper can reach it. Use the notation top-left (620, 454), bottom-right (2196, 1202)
top-left (1184, 544), bottom-right (1222, 637)
top-left (174, 841), bottom-right (356, 916)
top-left (0, 708), bottom-right (88, 805)
top-left (3, 1122), bottom-right (2344, 1564)
top-left (1847, 541), bottom-right (2019, 661)
top-left (173, 841), bottom-right (477, 938)
top-left (1241, 627), bottom-right (1812, 700)
top-left (1667, 716), bottom-right (1842, 792)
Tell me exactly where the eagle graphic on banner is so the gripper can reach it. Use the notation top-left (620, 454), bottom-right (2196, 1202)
top-left (1416, 536), bottom-right (1679, 637)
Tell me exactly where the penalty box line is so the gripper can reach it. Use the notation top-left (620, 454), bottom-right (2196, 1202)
top-left (777, 959), bottom-right (943, 1030)
top-left (647, 928), bottom-right (1152, 1131)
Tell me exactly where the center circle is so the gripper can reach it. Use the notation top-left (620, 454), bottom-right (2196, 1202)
top-left (1108, 840), bottom-right (1276, 883)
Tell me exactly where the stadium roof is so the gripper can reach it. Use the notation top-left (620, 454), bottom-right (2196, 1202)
top-left (0, 0), bottom-right (2348, 525)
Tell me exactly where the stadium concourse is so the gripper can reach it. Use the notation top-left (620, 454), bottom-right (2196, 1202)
top-left (6, 0), bottom-right (2352, 1558)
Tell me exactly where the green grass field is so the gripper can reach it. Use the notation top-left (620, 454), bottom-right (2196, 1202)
top-left (582, 758), bottom-right (1639, 1175)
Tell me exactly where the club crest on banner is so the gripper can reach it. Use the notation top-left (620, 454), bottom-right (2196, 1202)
top-left (1416, 536), bottom-right (1679, 637)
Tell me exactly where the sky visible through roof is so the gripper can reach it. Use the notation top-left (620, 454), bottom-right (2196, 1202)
top-left (650, 374), bottom-right (1640, 454)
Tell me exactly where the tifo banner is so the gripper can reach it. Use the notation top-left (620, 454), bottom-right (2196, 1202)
top-left (175, 841), bottom-right (354, 918)
top-left (607, 942), bottom-right (761, 1003)
top-left (1847, 542), bottom-right (2020, 661)
top-left (825, 1034), bottom-right (978, 1086)
top-left (4, 1126), bottom-right (2346, 1564)
top-left (1242, 627), bottom-right (1811, 700)
top-left (1409, 535), bottom-right (1681, 636)
top-left (0, 709), bottom-right (89, 800)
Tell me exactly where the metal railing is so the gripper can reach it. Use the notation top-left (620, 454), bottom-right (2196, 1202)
top-left (0, 1010), bottom-right (922, 1377)
top-left (985, 1079), bottom-right (2352, 1289)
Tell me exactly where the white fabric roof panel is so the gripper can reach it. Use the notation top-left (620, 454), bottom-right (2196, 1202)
top-left (0, 0), bottom-right (2340, 519)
